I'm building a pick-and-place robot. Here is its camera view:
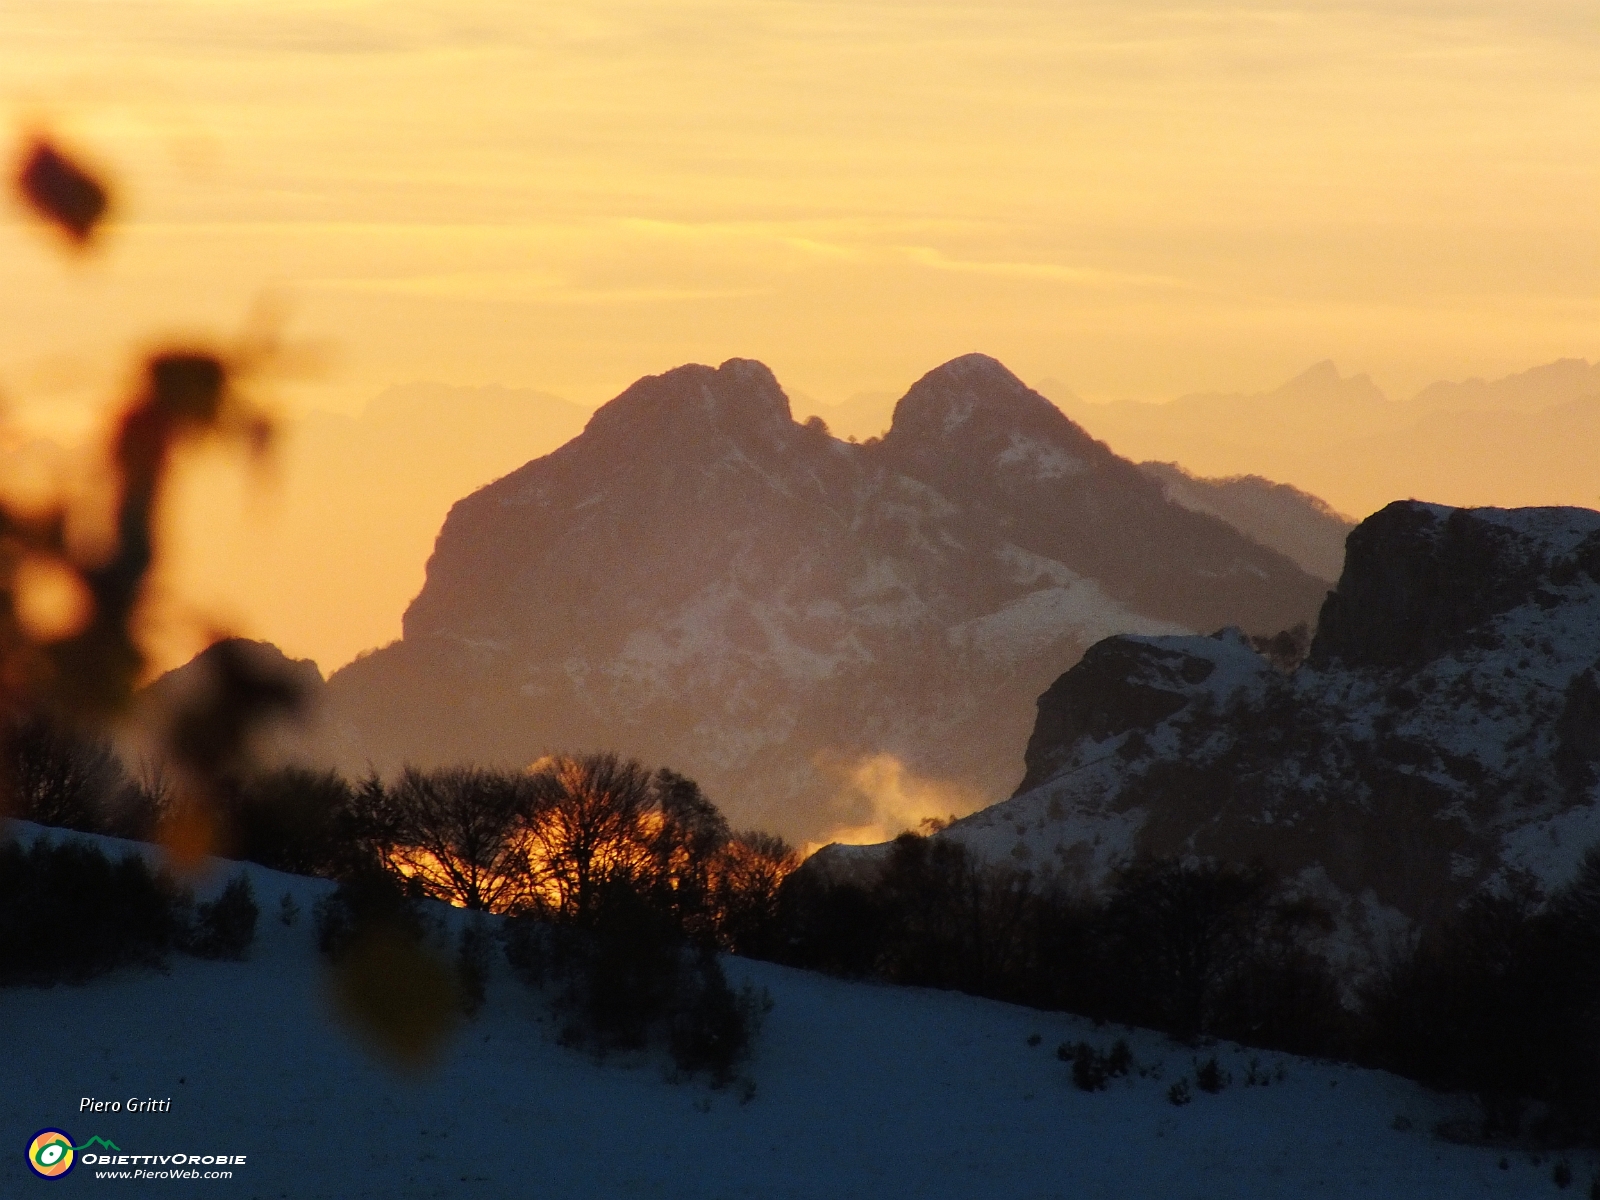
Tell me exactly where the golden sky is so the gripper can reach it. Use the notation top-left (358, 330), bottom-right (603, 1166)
top-left (4, 0), bottom-right (1600, 669)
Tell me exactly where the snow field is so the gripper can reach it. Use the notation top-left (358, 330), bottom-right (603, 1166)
top-left (0, 827), bottom-right (1572, 1198)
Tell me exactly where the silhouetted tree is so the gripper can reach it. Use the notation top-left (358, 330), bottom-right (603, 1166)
top-left (523, 753), bottom-right (661, 923)
top-left (377, 766), bottom-right (538, 912)
top-left (647, 768), bottom-right (731, 940)
top-left (874, 833), bottom-right (1033, 995)
top-left (1363, 869), bottom-right (1600, 1141)
top-left (4, 714), bottom-right (138, 835)
top-left (217, 766), bottom-right (358, 878)
top-left (1101, 857), bottom-right (1273, 1039)
top-left (715, 830), bottom-right (801, 956)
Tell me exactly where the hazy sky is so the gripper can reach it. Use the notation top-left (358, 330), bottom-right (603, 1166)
top-left (3, 0), bottom-right (1599, 667)
top-left (6, 0), bottom-right (1600, 417)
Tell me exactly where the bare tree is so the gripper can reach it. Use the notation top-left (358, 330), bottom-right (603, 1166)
top-left (5, 714), bottom-right (130, 833)
top-left (523, 753), bottom-right (661, 923)
top-left (379, 766), bottom-right (537, 911)
top-left (714, 830), bottom-right (800, 954)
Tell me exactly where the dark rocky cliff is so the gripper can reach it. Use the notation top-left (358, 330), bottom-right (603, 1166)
top-left (954, 501), bottom-right (1600, 942)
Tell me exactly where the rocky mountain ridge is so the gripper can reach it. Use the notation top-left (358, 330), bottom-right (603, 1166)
top-left (945, 500), bottom-right (1600, 945)
top-left (322, 353), bottom-right (1329, 841)
top-left (1136, 461), bottom-right (1353, 581)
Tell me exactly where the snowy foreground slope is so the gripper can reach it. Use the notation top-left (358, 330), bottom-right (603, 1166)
top-left (0, 828), bottom-right (1566, 1198)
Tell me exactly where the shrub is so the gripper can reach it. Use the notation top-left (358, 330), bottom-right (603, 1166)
top-left (507, 880), bottom-right (766, 1084)
top-left (1072, 1044), bottom-right (1108, 1092)
top-left (1107, 1038), bottom-right (1133, 1077)
top-left (456, 919), bottom-right (494, 1018)
top-left (185, 873), bottom-right (257, 960)
top-left (1061, 1039), bottom-right (1132, 1092)
top-left (0, 837), bottom-right (180, 985)
top-left (314, 869), bottom-right (459, 1066)
top-left (668, 950), bottom-right (771, 1085)
top-left (1194, 1055), bottom-right (1228, 1094)
top-left (314, 868), bottom-right (425, 959)
top-left (1167, 1079), bottom-right (1192, 1106)
top-left (556, 881), bottom-right (687, 1049)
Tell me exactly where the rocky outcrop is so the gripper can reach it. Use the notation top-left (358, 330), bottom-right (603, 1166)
top-left (1310, 503), bottom-right (1555, 670)
top-left (1016, 639), bottom-right (1217, 794)
top-left (324, 354), bottom-right (1330, 842)
top-left (949, 501), bottom-right (1600, 940)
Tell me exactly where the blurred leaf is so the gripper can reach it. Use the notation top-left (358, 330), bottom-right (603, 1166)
top-left (16, 139), bottom-right (109, 245)
top-left (329, 927), bottom-right (459, 1068)
top-left (168, 638), bottom-right (307, 780)
top-left (157, 796), bottom-right (217, 869)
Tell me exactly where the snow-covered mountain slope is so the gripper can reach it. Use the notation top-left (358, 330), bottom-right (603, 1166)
top-left (324, 354), bottom-right (1327, 842)
top-left (0, 823), bottom-right (1558, 1199)
top-left (948, 501), bottom-right (1600, 943)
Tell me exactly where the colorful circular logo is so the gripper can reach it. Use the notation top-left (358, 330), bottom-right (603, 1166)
top-left (28, 1129), bottom-right (75, 1179)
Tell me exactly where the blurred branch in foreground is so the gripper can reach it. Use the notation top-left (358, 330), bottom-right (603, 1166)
top-left (4, 137), bottom-right (305, 853)
top-left (2, 132), bottom-right (457, 1067)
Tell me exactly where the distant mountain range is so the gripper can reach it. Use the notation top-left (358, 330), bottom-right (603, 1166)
top-left (156, 353), bottom-right (1600, 677)
top-left (945, 500), bottom-right (1600, 949)
top-left (1043, 359), bottom-right (1600, 519)
top-left (316, 354), bottom-right (1329, 842)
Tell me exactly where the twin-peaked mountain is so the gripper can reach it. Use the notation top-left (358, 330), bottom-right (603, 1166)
top-left (323, 354), bottom-right (1328, 841)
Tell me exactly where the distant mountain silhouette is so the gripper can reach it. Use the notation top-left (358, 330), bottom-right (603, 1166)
top-left (322, 354), bottom-right (1328, 842)
top-left (1137, 462), bottom-right (1353, 582)
top-left (1045, 359), bottom-right (1600, 519)
top-left (789, 390), bottom-right (899, 443)
top-left (1408, 358), bottom-right (1600, 415)
top-left (122, 638), bottom-right (330, 773)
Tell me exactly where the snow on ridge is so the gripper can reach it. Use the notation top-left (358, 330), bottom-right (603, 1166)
top-left (1119, 627), bottom-right (1276, 705)
top-left (948, 585), bottom-right (1187, 666)
top-left (995, 431), bottom-right (1087, 480)
top-left (1459, 503), bottom-right (1600, 552)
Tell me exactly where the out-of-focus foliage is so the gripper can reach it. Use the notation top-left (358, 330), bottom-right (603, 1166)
top-left (2, 136), bottom-right (304, 857)
top-left (16, 137), bottom-right (109, 246)
top-left (314, 869), bottom-right (459, 1069)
